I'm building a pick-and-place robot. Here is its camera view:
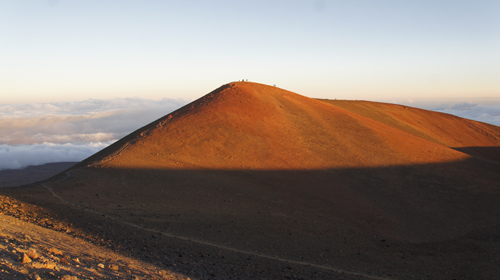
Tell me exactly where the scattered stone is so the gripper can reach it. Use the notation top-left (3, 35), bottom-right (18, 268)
top-left (108, 264), bottom-right (119, 271)
top-left (60, 257), bottom-right (69, 265)
top-left (48, 247), bottom-right (63, 255)
top-left (27, 249), bottom-right (39, 260)
top-left (43, 262), bottom-right (58, 270)
top-left (98, 263), bottom-right (105, 269)
top-left (32, 274), bottom-right (42, 280)
top-left (21, 253), bottom-right (32, 264)
top-left (61, 275), bottom-right (78, 280)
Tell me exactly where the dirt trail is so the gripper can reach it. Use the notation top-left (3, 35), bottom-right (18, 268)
top-left (41, 176), bottom-right (391, 280)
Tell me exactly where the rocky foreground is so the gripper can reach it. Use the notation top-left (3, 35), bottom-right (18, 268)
top-left (0, 195), bottom-right (189, 280)
top-left (0, 194), bottom-right (372, 280)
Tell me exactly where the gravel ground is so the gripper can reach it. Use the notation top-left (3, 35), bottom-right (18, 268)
top-left (0, 194), bottom-right (374, 280)
top-left (0, 213), bottom-right (189, 280)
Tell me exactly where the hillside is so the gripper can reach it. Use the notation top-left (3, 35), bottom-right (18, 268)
top-left (319, 99), bottom-right (500, 164)
top-left (3, 82), bottom-right (500, 279)
top-left (80, 82), bottom-right (472, 170)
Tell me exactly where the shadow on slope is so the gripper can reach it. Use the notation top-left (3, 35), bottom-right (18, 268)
top-left (453, 146), bottom-right (500, 164)
top-left (2, 157), bottom-right (500, 279)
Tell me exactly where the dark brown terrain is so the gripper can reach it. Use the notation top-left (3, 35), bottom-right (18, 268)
top-left (2, 82), bottom-right (500, 279)
top-left (0, 162), bottom-right (76, 188)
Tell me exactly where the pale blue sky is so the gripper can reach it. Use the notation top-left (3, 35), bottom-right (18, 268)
top-left (1, 0), bottom-right (499, 104)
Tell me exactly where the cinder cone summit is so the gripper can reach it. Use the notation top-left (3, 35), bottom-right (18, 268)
top-left (81, 82), bottom-right (473, 170)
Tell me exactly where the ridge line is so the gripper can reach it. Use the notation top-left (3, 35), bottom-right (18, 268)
top-left (88, 115), bottom-right (173, 167)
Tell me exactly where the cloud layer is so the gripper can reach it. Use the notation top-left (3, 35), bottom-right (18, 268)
top-left (0, 143), bottom-right (109, 170)
top-left (386, 98), bottom-right (500, 128)
top-left (0, 98), bottom-right (188, 170)
top-left (433, 103), bottom-right (500, 128)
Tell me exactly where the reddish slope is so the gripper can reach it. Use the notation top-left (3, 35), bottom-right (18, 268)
top-left (319, 99), bottom-right (500, 163)
top-left (83, 82), bottom-right (469, 170)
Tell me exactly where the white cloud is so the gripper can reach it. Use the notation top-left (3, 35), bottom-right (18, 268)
top-left (434, 105), bottom-right (500, 127)
top-left (451, 102), bottom-right (477, 111)
top-left (0, 98), bottom-right (189, 169)
top-left (0, 142), bottom-right (110, 170)
top-left (382, 98), bottom-right (500, 128)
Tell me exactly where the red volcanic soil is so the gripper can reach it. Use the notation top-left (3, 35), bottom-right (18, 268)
top-left (3, 82), bottom-right (500, 279)
top-left (319, 99), bottom-right (500, 164)
top-left (82, 82), bottom-right (471, 170)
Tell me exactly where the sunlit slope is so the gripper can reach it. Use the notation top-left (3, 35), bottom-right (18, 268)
top-left (83, 82), bottom-right (469, 170)
top-left (319, 99), bottom-right (500, 163)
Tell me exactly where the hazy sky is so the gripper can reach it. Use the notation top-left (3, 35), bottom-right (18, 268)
top-left (1, 0), bottom-right (499, 104)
